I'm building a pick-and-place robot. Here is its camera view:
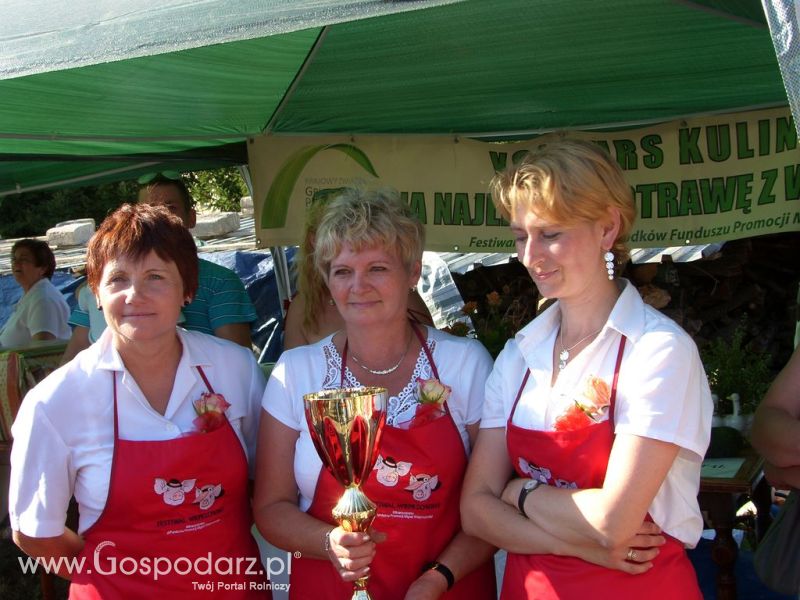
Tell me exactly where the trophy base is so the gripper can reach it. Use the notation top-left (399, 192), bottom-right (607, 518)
top-left (332, 485), bottom-right (377, 532)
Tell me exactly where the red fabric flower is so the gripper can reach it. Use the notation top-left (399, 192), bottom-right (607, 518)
top-left (191, 392), bottom-right (230, 434)
top-left (553, 403), bottom-right (593, 432)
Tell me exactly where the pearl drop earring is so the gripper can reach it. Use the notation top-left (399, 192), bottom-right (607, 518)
top-left (604, 251), bottom-right (615, 280)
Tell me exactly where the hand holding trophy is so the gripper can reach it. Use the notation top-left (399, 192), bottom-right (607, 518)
top-left (304, 386), bottom-right (387, 600)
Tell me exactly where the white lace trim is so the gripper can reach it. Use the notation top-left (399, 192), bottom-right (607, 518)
top-left (321, 338), bottom-right (437, 426)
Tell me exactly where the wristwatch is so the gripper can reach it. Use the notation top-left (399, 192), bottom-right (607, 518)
top-left (517, 479), bottom-right (543, 517)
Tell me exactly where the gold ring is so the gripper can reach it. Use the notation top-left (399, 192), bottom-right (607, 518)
top-left (627, 548), bottom-right (637, 561)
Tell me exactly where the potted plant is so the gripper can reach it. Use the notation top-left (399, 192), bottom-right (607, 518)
top-left (701, 318), bottom-right (772, 435)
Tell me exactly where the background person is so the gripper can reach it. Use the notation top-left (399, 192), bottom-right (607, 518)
top-left (283, 199), bottom-right (432, 350)
top-left (461, 139), bottom-right (712, 599)
top-left (0, 239), bottom-right (70, 348)
top-left (254, 188), bottom-right (496, 599)
top-left (61, 174), bottom-right (256, 364)
top-left (751, 344), bottom-right (800, 489)
top-left (10, 204), bottom-right (268, 598)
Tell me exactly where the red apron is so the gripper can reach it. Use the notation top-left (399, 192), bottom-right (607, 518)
top-left (70, 367), bottom-right (270, 599)
top-left (502, 336), bottom-right (702, 600)
top-left (290, 324), bottom-right (495, 600)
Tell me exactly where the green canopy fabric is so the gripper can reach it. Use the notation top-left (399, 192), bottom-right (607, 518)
top-left (0, 0), bottom-right (789, 196)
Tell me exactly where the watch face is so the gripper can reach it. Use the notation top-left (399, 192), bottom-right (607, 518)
top-left (524, 479), bottom-right (538, 491)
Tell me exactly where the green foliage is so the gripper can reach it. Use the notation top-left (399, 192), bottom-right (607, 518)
top-left (0, 180), bottom-right (137, 239)
top-left (701, 319), bottom-right (772, 414)
top-left (0, 167), bottom-right (246, 239)
top-left (184, 167), bottom-right (247, 212)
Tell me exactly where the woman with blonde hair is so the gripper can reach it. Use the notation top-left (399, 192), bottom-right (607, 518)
top-left (461, 139), bottom-right (712, 598)
top-left (255, 188), bottom-right (496, 599)
top-left (283, 197), bottom-right (431, 350)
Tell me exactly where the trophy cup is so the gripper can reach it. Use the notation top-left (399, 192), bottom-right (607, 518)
top-left (304, 387), bottom-right (387, 600)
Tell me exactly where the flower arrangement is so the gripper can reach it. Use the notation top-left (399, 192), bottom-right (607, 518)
top-left (553, 376), bottom-right (611, 432)
top-left (396, 377), bottom-right (451, 429)
top-left (192, 392), bottom-right (231, 433)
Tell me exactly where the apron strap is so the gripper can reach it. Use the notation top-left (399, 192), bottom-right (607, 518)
top-left (196, 365), bottom-right (216, 394)
top-left (607, 336), bottom-right (627, 424)
top-left (509, 370), bottom-right (532, 422)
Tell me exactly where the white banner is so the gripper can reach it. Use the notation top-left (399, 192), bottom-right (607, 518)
top-left (249, 107), bottom-right (800, 252)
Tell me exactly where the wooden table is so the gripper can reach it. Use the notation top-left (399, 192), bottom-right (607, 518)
top-left (699, 453), bottom-right (771, 600)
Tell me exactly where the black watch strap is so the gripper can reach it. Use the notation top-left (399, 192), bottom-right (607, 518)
top-left (423, 561), bottom-right (455, 590)
top-left (518, 479), bottom-right (542, 516)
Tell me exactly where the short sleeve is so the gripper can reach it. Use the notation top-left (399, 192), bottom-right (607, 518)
top-left (9, 402), bottom-right (74, 537)
top-left (435, 335), bottom-right (493, 431)
top-left (27, 296), bottom-right (69, 338)
top-left (481, 338), bottom-right (523, 429)
top-left (614, 331), bottom-right (713, 461)
top-left (262, 355), bottom-right (305, 432)
top-left (239, 352), bottom-right (267, 476)
top-left (204, 267), bottom-right (257, 330)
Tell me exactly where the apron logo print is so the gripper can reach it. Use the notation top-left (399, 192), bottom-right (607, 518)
top-left (518, 458), bottom-right (552, 484)
top-left (405, 473), bottom-right (440, 502)
top-left (193, 483), bottom-right (224, 510)
top-left (518, 458), bottom-right (578, 488)
top-left (374, 455), bottom-right (412, 487)
top-left (154, 478), bottom-right (196, 506)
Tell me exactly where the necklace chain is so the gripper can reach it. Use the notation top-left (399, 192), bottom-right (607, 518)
top-left (350, 333), bottom-right (413, 376)
top-left (558, 326), bottom-right (602, 371)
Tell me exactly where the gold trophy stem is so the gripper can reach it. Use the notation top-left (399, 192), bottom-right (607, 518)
top-left (332, 485), bottom-right (377, 600)
top-left (332, 485), bottom-right (378, 532)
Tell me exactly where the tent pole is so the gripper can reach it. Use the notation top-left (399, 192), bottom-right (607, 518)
top-left (239, 165), bottom-right (292, 316)
top-left (262, 26), bottom-right (330, 134)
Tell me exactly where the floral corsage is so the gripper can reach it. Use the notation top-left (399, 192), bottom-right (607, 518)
top-left (191, 392), bottom-right (231, 434)
top-left (396, 378), bottom-right (451, 429)
top-left (553, 375), bottom-right (611, 432)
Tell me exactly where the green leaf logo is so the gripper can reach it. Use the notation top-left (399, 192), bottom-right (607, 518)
top-left (260, 143), bottom-right (378, 229)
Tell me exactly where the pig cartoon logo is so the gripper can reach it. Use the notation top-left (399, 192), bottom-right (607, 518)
top-left (374, 455), bottom-right (412, 487)
top-left (405, 473), bottom-right (440, 502)
top-left (193, 483), bottom-right (223, 510)
top-left (154, 478), bottom-right (196, 506)
top-left (518, 458), bottom-right (551, 484)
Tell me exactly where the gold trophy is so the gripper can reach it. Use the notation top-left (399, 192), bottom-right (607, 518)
top-left (304, 387), bottom-right (388, 600)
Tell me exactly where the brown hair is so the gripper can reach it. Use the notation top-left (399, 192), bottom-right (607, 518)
top-left (86, 203), bottom-right (199, 299)
top-left (139, 177), bottom-right (195, 212)
top-left (11, 239), bottom-right (57, 279)
top-left (490, 138), bottom-right (635, 264)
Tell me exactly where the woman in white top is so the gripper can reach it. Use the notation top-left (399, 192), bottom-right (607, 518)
top-left (0, 239), bottom-right (70, 348)
top-left (10, 204), bottom-right (268, 599)
top-left (255, 188), bottom-right (497, 599)
top-left (461, 139), bottom-right (713, 599)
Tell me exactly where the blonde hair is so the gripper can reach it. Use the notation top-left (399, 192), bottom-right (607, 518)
top-left (490, 139), bottom-right (635, 264)
top-left (313, 187), bottom-right (424, 280)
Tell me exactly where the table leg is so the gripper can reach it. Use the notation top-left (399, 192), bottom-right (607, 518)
top-left (700, 491), bottom-right (739, 600)
top-left (752, 477), bottom-right (772, 542)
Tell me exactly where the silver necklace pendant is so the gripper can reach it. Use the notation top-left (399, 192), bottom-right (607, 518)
top-left (350, 353), bottom-right (404, 376)
top-left (349, 333), bottom-right (412, 376)
top-left (558, 349), bottom-right (569, 371)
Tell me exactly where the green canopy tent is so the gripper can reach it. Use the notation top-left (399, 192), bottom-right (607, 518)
top-left (0, 0), bottom-right (789, 196)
